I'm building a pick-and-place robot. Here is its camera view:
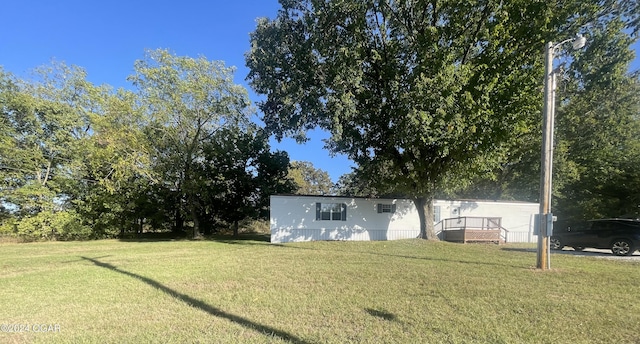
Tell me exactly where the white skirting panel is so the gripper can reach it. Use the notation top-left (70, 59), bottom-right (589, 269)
top-left (271, 228), bottom-right (420, 243)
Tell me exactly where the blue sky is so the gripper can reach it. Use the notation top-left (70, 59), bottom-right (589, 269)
top-left (1, 1), bottom-right (638, 183)
top-left (1, 0), bottom-right (354, 182)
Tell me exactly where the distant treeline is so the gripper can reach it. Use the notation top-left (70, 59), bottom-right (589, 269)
top-left (0, 50), bottom-right (297, 240)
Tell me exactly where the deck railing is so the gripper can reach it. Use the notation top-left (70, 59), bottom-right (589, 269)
top-left (437, 217), bottom-right (509, 243)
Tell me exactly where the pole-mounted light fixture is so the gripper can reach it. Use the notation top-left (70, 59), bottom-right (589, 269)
top-left (572, 34), bottom-right (587, 50)
top-left (537, 34), bottom-right (587, 270)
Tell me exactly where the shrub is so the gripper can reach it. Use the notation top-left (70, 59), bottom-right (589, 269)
top-left (14, 210), bottom-right (92, 241)
top-left (241, 218), bottom-right (270, 234)
top-left (0, 218), bottom-right (18, 239)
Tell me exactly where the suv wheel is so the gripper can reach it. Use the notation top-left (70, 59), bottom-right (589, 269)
top-left (611, 239), bottom-right (634, 256)
top-left (550, 237), bottom-right (563, 250)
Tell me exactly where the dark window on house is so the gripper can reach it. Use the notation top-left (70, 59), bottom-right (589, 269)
top-left (377, 204), bottom-right (396, 214)
top-left (316, 203), bottom-right (347, 221)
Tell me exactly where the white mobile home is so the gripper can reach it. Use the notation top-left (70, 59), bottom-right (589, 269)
top-left (270, 195), bottom-right (539, 244)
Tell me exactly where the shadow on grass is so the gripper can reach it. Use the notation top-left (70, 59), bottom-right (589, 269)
top-left (365, 308), bottom-right (396, 321)
top-left (275, 243), bottom-right (526, 269)
top-left (205, 233), bottom-right (272, 246)
top-left (366, 251), bottom-right (527, 269)
top-left (500, 247), bottom-right (536, 253)
top-left (118, 232), bottom-right (272, 245)
top-left (80, 256), bottom-right (310, 344)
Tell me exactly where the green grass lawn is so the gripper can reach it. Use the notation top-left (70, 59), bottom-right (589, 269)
top-left (1, 237), bottom-right (639, 343)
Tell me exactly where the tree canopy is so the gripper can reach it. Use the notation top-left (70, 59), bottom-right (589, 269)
top-left (553, 17), bottom-right (640, 222)
top-left (287, 161), bottom-right (334, 195)
top-left (0, 50), bottom-right (295, 240)
top-left (128, 49), bottom-right (254, 238)
top-left (247, 0), bottom-right (639, 238)
top-left (450, 11), bottom-right (640, 223)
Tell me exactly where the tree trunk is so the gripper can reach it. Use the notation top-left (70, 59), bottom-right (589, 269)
top-left (190, 205), bottom-right (201, 239)
top-left (233, 220), bottom-right (239, 238)
top-left (174, 206), bottom-right (184, 232)
top-left (119, 217), bottom-right (126, 238)
top-left (414, 196), bottom-right (438, 240)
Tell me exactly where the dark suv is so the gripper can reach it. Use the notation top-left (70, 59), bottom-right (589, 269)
top-left (550, 218), bottom-right (640, 256)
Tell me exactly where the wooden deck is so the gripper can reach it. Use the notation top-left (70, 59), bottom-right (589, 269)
top-left (440, 217), bottom-right (505, 244)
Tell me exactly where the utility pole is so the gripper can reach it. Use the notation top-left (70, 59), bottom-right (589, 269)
top-left (537, 35), bottom-right (586, 270)
top-left (537, 42), bottom-right (554, 270)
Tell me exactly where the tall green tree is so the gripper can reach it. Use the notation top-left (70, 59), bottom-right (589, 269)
top-left (334, 168), bottom-right (400, 197)
top-left (85, 88), bottom-right (155, 189)
top-left (199, 126), bottom-right (294, 236)
top-left (0, 63), bottom-right (104, 239)
top-left (450, 14), bottom-right (640, 222)
top-left (128, 49), bottom-right (252, 238)
top-left (553, 16), bottom-right (640, 222)
top-left (247, 0), bottom-right (631, 239)
top-left (287, 161), bottom-right (334, 195)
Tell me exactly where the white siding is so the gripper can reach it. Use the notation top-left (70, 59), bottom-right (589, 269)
top-left (271, 196), bottom-right (539, 243)
top-left (270, 195), bottom-right (420, 243)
